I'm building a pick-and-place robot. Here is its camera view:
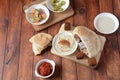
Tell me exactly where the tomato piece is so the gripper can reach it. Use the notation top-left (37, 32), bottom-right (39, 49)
top-left (29, 13), bottom-right (35, 19)
top-left (32, 8), bottom-right (35, 13)
top-left (35, 18), bottom-right (40, 23)
top-left (42, 14), bottom-right (46, 19)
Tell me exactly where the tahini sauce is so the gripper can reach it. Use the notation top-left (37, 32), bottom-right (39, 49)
top-left (96, 16), bottom-right (115, 33)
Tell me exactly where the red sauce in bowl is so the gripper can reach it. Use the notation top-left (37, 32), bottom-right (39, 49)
top-left (38, 62), bottom-right (53, 76)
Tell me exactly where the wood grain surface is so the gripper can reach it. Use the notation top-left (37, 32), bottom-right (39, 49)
top-left (0, 0), bottom-right (120, 80)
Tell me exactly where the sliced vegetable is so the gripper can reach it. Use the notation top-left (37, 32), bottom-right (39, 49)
top-left (28, 8), bottom-right (47, 23)
top-left (42, 14), bottom-right (46, 19)
top-left (61, 1), bottom-right (66, 5)
top-left (51, 0), bottom-right (66, 12)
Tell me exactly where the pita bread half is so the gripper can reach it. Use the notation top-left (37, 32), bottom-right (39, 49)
top-left (73, 26), bottom-right (101, 58)
top-left (29, 33), bottom-right (52, 55)
top-left (29, 33), bottom-right (52, 48)
top-left (32, 44), bottom-right (43, 55)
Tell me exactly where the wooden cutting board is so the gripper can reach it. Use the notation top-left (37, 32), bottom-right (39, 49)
top-left (23, 0), bottom-right (74, 31)
top-left (51, 25), bottom-right (106, 68)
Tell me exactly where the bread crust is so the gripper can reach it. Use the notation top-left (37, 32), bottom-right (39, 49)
top-left (73, 26), bottom-right (101, 58)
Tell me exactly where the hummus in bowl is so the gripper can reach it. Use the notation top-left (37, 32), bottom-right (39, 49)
top-left (52, 32), bottom-right (78, 55)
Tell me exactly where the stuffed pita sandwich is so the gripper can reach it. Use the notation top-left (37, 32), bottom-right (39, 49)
top-left (73, 26), bottom-right (106, 58)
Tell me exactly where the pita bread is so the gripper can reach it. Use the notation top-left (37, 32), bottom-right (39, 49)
top-left (32, 44), bottom-right (43, 55)
top-left (29, 33), bottom-right (52, 48)
top-left (73, 26), bottom-right (101, 58)
top-left (29, 33), bottom-right (52, 55)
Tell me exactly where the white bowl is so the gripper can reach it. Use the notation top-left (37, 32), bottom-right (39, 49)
top-left (46, 0), bottom-right (70, 13)
top-left (94, 12), bottom-right (119, 34)
top-left (52, 31), bottom-right (78, 55)
top-left (35, 59), bottom-right (55, 78)
top-left (25, 4), bottom-right (50, 25)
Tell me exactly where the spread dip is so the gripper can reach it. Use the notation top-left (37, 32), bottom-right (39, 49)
top-left (38, 62), bottom-right (52, 76)
top-left (54, 32), bottom-right (76, 54)
top-left (96, 16), bottom-right (115, 33)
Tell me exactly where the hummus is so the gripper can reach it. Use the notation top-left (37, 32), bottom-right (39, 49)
top-left (54, 32), bottom-right (76, 54)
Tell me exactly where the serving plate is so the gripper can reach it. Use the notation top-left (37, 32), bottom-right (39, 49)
top-left (94, 12), bottom-right (119, 34)
top-left (25, 4), bottom-right (50, 25)
top-left (52, 31), bottom-right (78, 56)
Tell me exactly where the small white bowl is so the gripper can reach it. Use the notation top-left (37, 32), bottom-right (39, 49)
top-left (94, 12), bottom-right (119, 34)
top-left (46, 0), bottom-right (70, 13)
top-left (52, 31), bottom-right (78, 55)
top-left (25, 4), bottom-right (50, 25)
top-left (35, 59), bottom-right (55, 78)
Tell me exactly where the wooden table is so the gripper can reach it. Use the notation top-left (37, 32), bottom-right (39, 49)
top-left (0, 0), bottom-right (120, 80)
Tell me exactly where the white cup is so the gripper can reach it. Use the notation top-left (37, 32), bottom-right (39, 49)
top-left (35, 59), bottom-right (55, 78)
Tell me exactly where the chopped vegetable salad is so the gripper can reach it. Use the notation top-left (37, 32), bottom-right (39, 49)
top-left (28, 8), bottom-right (47, 23)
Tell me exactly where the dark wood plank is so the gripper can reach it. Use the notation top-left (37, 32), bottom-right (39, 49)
top-left (86, 1), bottom-right (109, 79)
top-left (85, 0), bottom-right (118, 80)
top-left (2, 0), bottom-right (22, 80)
top-left (92, 71), bottom-right (110, 80)
top-left (100, 36), bottom-right (120, 80)
top-left (19, 1), bottom-right (48, 80)
top-left (47, 23), bottom-right (62, 80)
top-left (99, 0), bottom-right (120, 80)
top-left (17, 0), bottom-right (35, 79)
top-left (73, 0), bottom-right (87, 27)
top-left (99, 0), bottom-right (113, 13)
top-left (73, 0), bottom-right (93, 80)
top-left (62, 58), bottom-right (77, 80)
top-left (86, 0), bottom-right (99, 30)
top-left (0, 0), bottom-right (9, 80)
top-left (112, 0), bottom-right (120, 80)
top-left (86, 0), bottom-right (101, 80)
top-left (113, 0), bottom-right (120, 49)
